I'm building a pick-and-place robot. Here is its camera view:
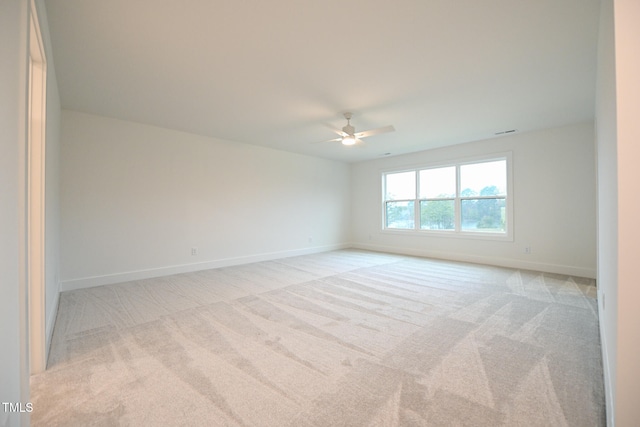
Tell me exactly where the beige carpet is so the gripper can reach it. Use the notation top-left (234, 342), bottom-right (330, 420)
top-left (31, 250), bottom-right (605, 426)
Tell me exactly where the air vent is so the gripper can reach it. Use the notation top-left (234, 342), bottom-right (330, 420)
top-left (495, 129), bottom-right (517, 135)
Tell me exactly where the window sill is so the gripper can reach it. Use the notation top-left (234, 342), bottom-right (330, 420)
top-left (381, 228), bottom-right (514, 242)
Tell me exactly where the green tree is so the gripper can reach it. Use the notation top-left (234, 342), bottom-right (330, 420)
top-left (476, 186), bottom-right (502, 229)
top-left (460, 188), bottom-right (478, 225)
top-left (421, 199), bottom-right (454, 229)
top-left (386, 202), bottom-right (414, 228)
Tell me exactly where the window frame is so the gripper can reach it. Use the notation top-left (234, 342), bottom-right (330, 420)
top-left (381, 152), bottom-right (513, 241)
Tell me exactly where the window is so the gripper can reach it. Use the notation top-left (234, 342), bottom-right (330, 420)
top-left (383, 155), bottom-right (511, 238)
top-left (419, 166), bottom-right (456, 230)
top-left (384, 171), bottom-right (416, 229)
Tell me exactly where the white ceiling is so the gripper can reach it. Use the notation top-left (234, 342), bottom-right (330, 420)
top-left (44, 0), bottom-right (601, 163)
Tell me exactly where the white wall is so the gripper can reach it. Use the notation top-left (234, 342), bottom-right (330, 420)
top-left (596, 0), bottom-right (640, 425)
top-left (351, 122), bottom-right (597, 278)
top-left (595, 0), bottom-right (617, 423)
top-left (1, 1), bottom-right (61, 424)
top-left (0, 0), bottom-right (29, 426)
top-left (59, 111), bottom-right (351, 290)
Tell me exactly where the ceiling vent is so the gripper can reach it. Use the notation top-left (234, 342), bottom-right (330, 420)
top-left (495, 129), bottom-right (517, 136)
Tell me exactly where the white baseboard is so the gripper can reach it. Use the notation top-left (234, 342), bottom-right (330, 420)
top-left (351, 242), bottom-right (597, 279)
top-left (59, 242), bottom-right (596, 291)
top-left (45, 284), bottom-right (59, 362)
top-left (598, 288), bottom-right (615, 427)
top-left (60, 243), bottom-right (350, 291)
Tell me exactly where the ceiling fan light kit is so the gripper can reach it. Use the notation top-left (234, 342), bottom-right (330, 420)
top-left (341, 135), bottom-right (357, 146)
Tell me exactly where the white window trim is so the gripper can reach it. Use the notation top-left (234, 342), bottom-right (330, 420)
top-left (381, 152), bottom-right (513, 241)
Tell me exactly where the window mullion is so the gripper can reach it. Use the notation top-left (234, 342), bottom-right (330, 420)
top-left (415, 170), bottom-right (419, 229)
top-left (455, 165), bottom-right (461, 232)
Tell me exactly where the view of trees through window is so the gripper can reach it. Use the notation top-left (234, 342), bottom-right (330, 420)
top-left (384, 159), bottom-right (507, 234)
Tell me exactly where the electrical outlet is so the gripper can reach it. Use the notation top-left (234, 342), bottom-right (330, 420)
top-left (524, 246), bottom-right (531, 254)
top-left (191, 247), bottom-right (198, 256)
top-left (308, 236), bottom-right (313, 244)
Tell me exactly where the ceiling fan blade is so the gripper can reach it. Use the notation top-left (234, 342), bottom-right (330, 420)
top-left (355, 125), bottom-right (395, 139)
top-left (312, 137), bottom-right (342, 144)
top-left (324, 122), bottom-right (347, 137)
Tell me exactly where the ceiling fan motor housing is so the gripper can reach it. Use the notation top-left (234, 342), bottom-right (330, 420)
top-left (342, 124), bottom-right (355, 136)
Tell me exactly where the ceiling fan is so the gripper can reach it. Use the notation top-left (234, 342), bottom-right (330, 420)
top-left (318, 112), bottom-right (395, 146)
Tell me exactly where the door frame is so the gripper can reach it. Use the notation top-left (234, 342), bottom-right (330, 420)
top-left (27, 0), bottom-right (47, 375)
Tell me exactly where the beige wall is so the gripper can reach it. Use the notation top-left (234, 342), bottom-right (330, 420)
top-left (596, 0), bottom-right (640, 425)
